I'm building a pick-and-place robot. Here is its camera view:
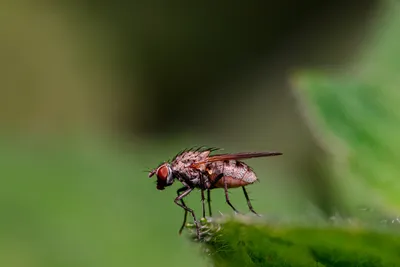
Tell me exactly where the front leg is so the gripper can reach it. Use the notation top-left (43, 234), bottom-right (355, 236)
top-left (177, 187), bottom-right (188, 235)
top-left (174, 187), bottom-right (200, 238)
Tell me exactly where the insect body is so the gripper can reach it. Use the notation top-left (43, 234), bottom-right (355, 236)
top-left (148, 147), bottom-right (282, 238)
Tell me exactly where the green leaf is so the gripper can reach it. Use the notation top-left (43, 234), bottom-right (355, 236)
top-left (290, 1), bottom-right (400, 215)
top-left (293, 72), bottom-right (400, 214)
top-left (190, 216), bottom-right (400, 267)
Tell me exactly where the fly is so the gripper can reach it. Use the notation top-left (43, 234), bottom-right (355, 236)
top-left (148, 146), bottom-right (283, 239)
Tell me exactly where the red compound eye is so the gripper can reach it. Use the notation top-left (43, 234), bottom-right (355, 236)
top-left (156, 165), bottom-right (169, 190)
top-left (156, 165), bottom-right (169, 180)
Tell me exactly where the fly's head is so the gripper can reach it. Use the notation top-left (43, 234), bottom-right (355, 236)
top-left (148, 162), bottom-right (174, 190)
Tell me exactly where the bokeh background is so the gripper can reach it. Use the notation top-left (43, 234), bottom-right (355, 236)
top-left (1, 0), bottom-right (400, 266)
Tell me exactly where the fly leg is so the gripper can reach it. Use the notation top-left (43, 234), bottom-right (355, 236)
top-left (210, 173), bottom-right (223, 188)
top-left (224, 176), bottom-right (240, 214)
top-left (174, 187), bottom-right (200, 238)
top-left (205, 173), bottom-right (223, 217)
top-left (201, 189), bottom-right (206, 218)
top-left (207, 189), bottom-right (212, 217)
top-left (208, 173), bottom-right (240, 215)
top-left (177, 187), bottom-right (188, 235)
top-left (199, 175), bottom-right (206, 218)
top-left (242, 186), bottom-right (261, 216)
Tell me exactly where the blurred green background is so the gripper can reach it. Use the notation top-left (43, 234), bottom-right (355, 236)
top-left (1, 0), bottom-right (400, 266)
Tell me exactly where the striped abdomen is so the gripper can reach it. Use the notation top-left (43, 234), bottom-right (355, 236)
top-left (206, 160), bottom-right (257, 188)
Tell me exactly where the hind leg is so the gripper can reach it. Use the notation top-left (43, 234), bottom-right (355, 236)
top-left (242, 186), bottom-right (261, 216)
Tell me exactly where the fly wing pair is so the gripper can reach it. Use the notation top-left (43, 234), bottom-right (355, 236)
top-left (190, 151), bottom-right (282, 169)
